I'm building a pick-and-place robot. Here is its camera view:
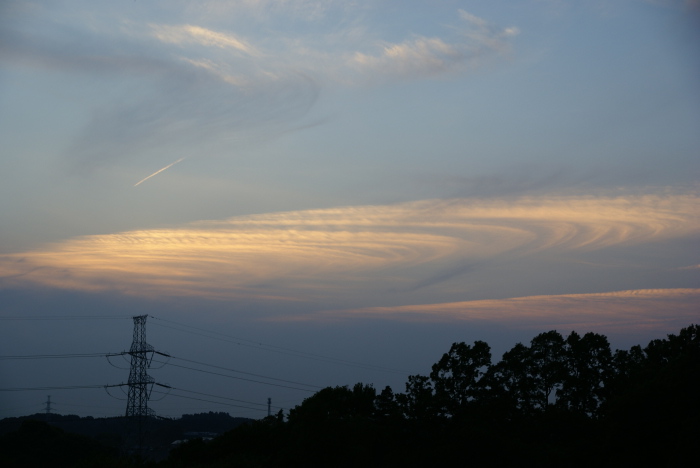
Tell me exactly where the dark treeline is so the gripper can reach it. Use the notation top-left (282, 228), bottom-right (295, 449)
top-left (0, 412), bottom-right (251, 467)
top-left (0, 411), bottom-right (251, 443)
top-left (1, 325), bottom-right (698, 467)
top-left (163, 325), bottom-right (699, 468)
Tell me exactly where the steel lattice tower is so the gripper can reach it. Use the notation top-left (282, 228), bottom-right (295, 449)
top-left (125, 314), bottom-right (155, 451)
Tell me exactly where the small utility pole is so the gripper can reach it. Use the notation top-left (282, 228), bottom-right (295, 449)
top-left (267, 398), bottom-right (271, 417)
top-left (44, 395), bottom-right (52, 422)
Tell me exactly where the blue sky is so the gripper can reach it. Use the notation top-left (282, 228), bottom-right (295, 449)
top-left (1, 0), bottom-right (698, 419)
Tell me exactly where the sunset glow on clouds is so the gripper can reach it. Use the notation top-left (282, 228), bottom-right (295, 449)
top-left (1, 0), bottom-right (698, 418)
top-left (291, 289), bottom-right (700, 335)
top-left (350, 10), bottom-right (518, 81)
top-left (2, 192), bottom-right (697, 310)
top-left (150, 24), bottom-right (260, 56)
top-left (143, 9), bottom-right (517, 87)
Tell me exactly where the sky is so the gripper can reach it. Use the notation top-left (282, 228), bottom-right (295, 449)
top-left (1, 0), bottom-right (699, 420)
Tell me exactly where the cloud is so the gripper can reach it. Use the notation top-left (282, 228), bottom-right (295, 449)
top-left (0, 191), bottom-right (696, 304)
top-left (62, 65), bottom-right (318, 171)
top-left (1, 3), bottom-right (521, 172)
top-left (643, 0), bottom-right (700, 9)
top-left (0, 6), bottom-right (319, 171)
top-left (187, 0), bottom-right (346, 21)
top-left (281, 289), bottom-right (700, 335)
top-left (142, 7), bottom-right (520, 87)
top-left (351, 37), bottom-right (462, 79)
top-left (349, 10), bottom-right (518, 81)
top-left (458, 9), bottom-right (520, 50)
top-left (150, 24), bottom-right (260, 56)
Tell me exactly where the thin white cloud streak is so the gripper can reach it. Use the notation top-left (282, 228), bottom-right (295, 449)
top-left (150, 24), bottom-right (260, 56)
top-left (351, 37), bottom-right (462, 79)
top-left (0, 7), bottom-right (319, 171)
top-left (1, 3), bottom-right (518, 172)
top-left (144, 9), bottom-right (518, 85)
top-left (279, 289), bottom-right (700, 336)
top-left (347, 10), bottom-right (518, 82)
top-left (134, 157), bottom-right (186, 186)
top-left (643, 0), bottom-right (700, 9)
top-left (186, 0), bottom-right (348, 21)
top-left (458, 9), bottom-right (520, 50)
top-left (0, 192), bottom-right (697, 303)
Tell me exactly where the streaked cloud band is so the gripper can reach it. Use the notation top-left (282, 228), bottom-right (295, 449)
top-left (150, 24), bottom-right (260, 55)
top-left (1, 192), bottom-right (697, 306)
top-left (286, 288), bottom-right (700, 336)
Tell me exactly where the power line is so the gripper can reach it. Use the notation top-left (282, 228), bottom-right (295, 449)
top-left (0, 353), bottom-right (111, 360)
top-left (124, 314), bottom-right (158, 455)
top-left (150, 359), bottom-right (317, 393)
top-left (0, 316), bottom-right (302, 420)
top-left (1, 313), bottom-right (410, 374)
top-left (120, 382), bottom-right (282, 413)
top-left (5, 314), bottom-right (403, 418)
top-left (150, 316), bottom-right (410, 375)
top-left (0, 383), bottom-right (286, 415)
top-left (0, 385), bottom-right (108, 391)
top-left (167, 355), bottom-right (324, 390)
top-left (50, 402), bottom-right (123, 410)
top-left (104, 350), bottom-right (322, 391)
top-left (2, 351), bottom-right (323, 392)
top-left (161, 387), bottom-right (284, 411)
top-left (150, 389), bottom-right (270, 413)
top-left (0, 315), bottom-right (131, 320)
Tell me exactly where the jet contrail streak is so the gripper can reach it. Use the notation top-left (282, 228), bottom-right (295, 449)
top-left (134, 157), bottom-right (186, 186)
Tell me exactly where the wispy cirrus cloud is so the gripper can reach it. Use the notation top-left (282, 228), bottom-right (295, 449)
top-left (0, 192), bottom-right (697, 306)
top-left (351, 36), bottom-right (463, 80)
top-left (280, 289), bottom-right (700, 336)
top-left (0, 5), bottom-right (320, 171)
top-left (143, 9), bottom-right (519, 84)
top-left (186, 0), bottom-right (349, 21)
top-left (1, 3), bottom-right (518, 173)
top-left (349, 10), bottom-right (518, 81)
top-left (150, 24), bottom-right (260, 56)
top-left (458, 9), bottom-right (520, 52)
top-left (643, 0), bottom-right (700, 9)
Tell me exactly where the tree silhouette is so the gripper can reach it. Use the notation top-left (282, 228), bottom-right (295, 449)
top-left (148, 324), bottom-right (700, 467)
top-left (557, 331), bottom-right (612, 415)
top-left (429, 340), bottom-right (491, 418)
top-left (485, 342), bottom-right (537, 414)
top-left (529, 330), bottom-right (566, 409)
top-left (287, 383), bottom-right (376, 424)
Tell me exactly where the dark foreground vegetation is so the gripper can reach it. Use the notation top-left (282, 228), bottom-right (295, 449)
top-left (0, 412), bottom-right (251, 467)
top-left (2, 325), bottom-right (698, 467)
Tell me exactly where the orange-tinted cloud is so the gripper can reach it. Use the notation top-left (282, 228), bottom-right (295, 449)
top-left (283, 289), bottom-right (700, 336)
top-left (150, 24), bottom-right (260, 55)
top-left (0, 192), bottom-right (697, 305)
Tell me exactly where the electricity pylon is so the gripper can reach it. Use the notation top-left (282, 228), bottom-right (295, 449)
top-left (44, 395), bottom-right (52, 422)
top-left (125, 314), bottom-right (155, 453)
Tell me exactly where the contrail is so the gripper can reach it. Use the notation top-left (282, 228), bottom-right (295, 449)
top-left (134, 157), bottom-right (186, 186)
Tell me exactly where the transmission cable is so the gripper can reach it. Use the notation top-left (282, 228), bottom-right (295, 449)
top-left (150, 316), bottom-right (410, 375)
top-left (167, 355), bottom-right (324, 389)
top-left (0, 351), bottom-right (323, 392)
top-left (105, 382), bottom-right (286, 412)
top-left (0, 385), bottom-right (107, 392)
top-left (150, 359), bottom-right (317, 393)
top-left (0, 315), bottom-right (132, 320)
top-left (151, 389), bottom-right (269, 413)
top-left (159, 386), bottom-right (284, 411)
top-left (0, 353), bottom-right (111, 360)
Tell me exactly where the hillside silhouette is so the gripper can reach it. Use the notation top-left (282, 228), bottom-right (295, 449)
top-left (2, 324), bottom-right (697, 467)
